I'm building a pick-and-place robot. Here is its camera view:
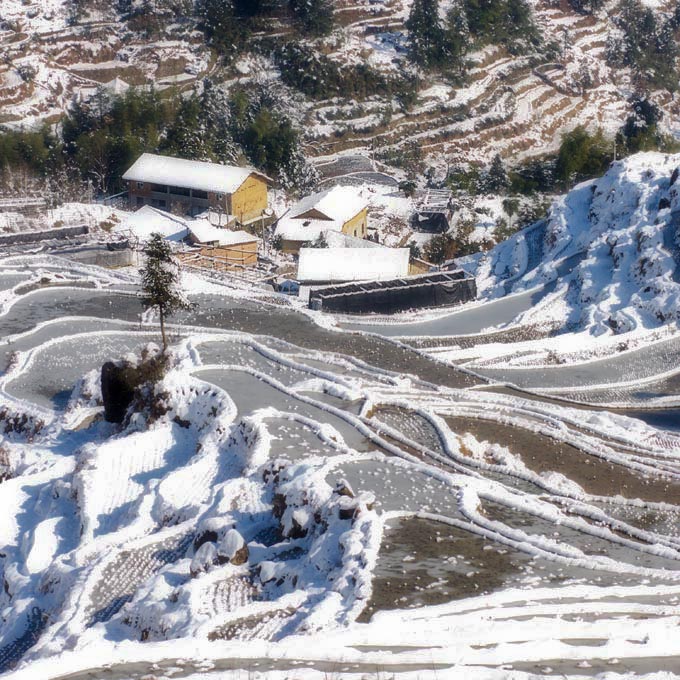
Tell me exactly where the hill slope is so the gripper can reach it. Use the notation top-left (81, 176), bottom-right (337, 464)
top-left (471, 151), bottom-right (680, 334)
top-left (1, 0), bottom-right (679, 173)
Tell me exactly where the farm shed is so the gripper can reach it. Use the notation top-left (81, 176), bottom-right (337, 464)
top-left (183, 220), bottom-right (260, 268)
top-left (308, 270), bottom-right (477, 314)
top-left (297, 247), bottom-right (409, 285)
top-left (413, 189), bottom-right (454, 232)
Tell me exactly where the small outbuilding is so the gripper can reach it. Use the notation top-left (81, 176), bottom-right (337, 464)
top-left (121, 205), bottom-right (189, 243)
top-left (413, 189), bottom-right (454, 232)
top-left (297, 246), bottom-right (410, 285)
top-left (123, 153), bottom-right (272, 224)
top-left (275, 186), bottom-right (368, 254)
top-left (184, 219), bottom-right (260, 269)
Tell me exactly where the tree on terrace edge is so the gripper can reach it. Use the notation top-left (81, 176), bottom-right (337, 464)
top-left (141, 233), bottom-right (191, 352)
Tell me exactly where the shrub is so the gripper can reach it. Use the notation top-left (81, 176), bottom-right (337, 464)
top-left (424, 232), bottom-right (457, 263)
top-left (555, 126), bottom-right (612, 188)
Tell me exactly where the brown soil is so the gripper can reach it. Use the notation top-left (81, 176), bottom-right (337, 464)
top-left (445, 416), bottom-right (680, 504)
top-left (358, 516), bottom-right (526, 623)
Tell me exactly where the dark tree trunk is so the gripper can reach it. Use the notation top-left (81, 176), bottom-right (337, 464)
top-left (159, 306), bottom-right (167, 352)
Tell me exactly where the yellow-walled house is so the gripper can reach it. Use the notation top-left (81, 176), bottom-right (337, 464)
top-left (274, 186), bottom-right (368, 254)
top-left (123, 153), bottom-right (272, 225)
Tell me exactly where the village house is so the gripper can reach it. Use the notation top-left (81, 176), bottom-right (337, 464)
top-left (274, 186), bottom-right (368, 254)
top-left (122, 153), bottom-right (272, 225)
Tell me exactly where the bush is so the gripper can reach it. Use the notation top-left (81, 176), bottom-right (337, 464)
top-left (0, 126), bottom-right (64, 179)
top-left (424, 232), bottom-right (457, 263)
top-left (555, 126), bottom-right (612, 188)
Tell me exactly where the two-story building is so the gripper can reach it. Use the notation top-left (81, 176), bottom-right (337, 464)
top-left (122, 153), bottom-right (272, 225)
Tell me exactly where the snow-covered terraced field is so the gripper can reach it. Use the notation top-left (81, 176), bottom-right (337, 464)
top-left (2, 253), bottom-right (680, 679)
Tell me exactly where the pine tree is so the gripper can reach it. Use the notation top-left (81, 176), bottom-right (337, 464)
top-left (444, 3), bottom-right (470, 75)
top-left (289, 0), bottom-right (334, 35)
top-left (406, 0), bottom-right (447, 69)
top-left (200, 79), bottom-right (240, 164)
top-left (140, 234), bottom-right (191, 352)
top-left (485, 153), bottom-right (509, 194)
top-left (278, 149), bottom-right (319, 196)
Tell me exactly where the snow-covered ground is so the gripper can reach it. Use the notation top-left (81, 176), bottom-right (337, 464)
top-left (1, 245), bottom-right (680, 678)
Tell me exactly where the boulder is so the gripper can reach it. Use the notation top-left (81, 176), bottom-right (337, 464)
top-left (217, 529), bottom-right (249, 566)
top-left (334, 478), bottom-right (355, 498)
top-left (190, 542), bottom-right (217, 578)
top-left (101, 355), bottom-right (167, 423)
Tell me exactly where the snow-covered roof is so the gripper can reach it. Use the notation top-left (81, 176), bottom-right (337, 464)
top-left (275, 186), bottom-right (367, 242)
top-left (290, 186), bottom-right (367, 223)
top-left (121, 205), bottom-right (188, 242)
top-left (297, 247), bottom-right (409, 283)
top-left (275, 218), bottom-right (336, 243)
top-left (122, 153), bottom-right (271, 194)
top-left (187, 219), bottom-right (259, 247)
top-left (324, 231), bottom-right (382, 249)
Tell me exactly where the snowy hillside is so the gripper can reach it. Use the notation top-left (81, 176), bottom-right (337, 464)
top-left (473, 152), bottom-right (680, 335)
top-left (1, 0), bottom-right (679, 171)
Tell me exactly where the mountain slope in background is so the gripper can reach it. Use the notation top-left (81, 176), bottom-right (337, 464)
top-left (1, 0), bottom-right (679, 173)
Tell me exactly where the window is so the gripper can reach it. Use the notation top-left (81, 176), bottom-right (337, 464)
top-left (192, 189), bottom-right (208, 200)
top-left (169, 185), bottom-right (190, 197)
top-left (136, 181), bottom-right (144, 189)
top-left (136, 196), bottom-right (144, 207)
top-left (151, 183), bottom-right (169, 193)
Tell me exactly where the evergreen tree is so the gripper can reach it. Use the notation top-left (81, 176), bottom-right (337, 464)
top-left (406, 0), bottom-right (447, 69)
top-left (161, 96), bottom-right (211, 160)
top-left (200, 79), bottom-right (240, 163)
top-left (278, 149), bottom-right (320, 196)
top-left (140, 234), bottom-right (191, 353)
top-left (484, 153), bottom-right (509, 193)
top-left (608, 0), bottom-right (679, 91)
top-left (444, 3), bottom-right (470, 75)
top-left (195, 0), bottom-right (245, 55)
top-left (424, 232), bottom-right (457, 264)
top-left (289, 0), bottom-right (334, 35)
top-left (617, 96), bottom-right (679, 153)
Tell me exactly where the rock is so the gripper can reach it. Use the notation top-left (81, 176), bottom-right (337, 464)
top-left (338, 497), bottom-right (357, 521)
top-left (217, 529), bottom-right (249, 566)
top-left (659, 196), bottom-right (671, 210)
top-left (101, 355), bottom-right (167, 423)
top-left (334, 478), bottom-right (355, 498)
top-left (671, 167), bottom-right (679, 186)
top-left (259, 561), bottom-right (276, 584)
top-left (282, 508), bottom-right (309, 539)
top-left (272, 493), bottom-right (287, 519)
top-left (193, 529), bottom-right (218, 551)
top-left (190, 542), bottom-right (216, 578)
